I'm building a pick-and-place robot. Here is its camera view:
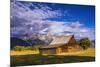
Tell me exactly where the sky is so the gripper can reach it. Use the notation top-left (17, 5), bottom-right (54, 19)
top-left (10, 0), bottom-right (95, 40)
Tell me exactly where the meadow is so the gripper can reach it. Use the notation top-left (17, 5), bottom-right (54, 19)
top-left (10, 48), bottom-right (95, 66)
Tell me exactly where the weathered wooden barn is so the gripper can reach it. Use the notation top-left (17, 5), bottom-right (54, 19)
top-left (39, 35), bottom-right (82, 55)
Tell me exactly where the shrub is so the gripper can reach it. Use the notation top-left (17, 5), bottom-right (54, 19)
top-left (12, 45), bottom-right (44, 51)
top-left (78, 38), bottom-right (92, 49)
top-left (13, 46), bottom-right (25, 51)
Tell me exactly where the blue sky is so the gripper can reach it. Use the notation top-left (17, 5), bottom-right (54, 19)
top-left (39, 3), bottom-right (95, 28)
top-left (11, 1), bottom-right (95, 40)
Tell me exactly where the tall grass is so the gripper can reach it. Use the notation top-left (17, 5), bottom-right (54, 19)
top-left (12, 45), bottom-right (43, 51)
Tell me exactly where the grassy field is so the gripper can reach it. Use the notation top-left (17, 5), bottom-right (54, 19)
top-left (58, 48), bottom-right (95, 57)
top-left (10, 48), bottom-right (95, 66)
top-left (10, 50), bottom-right (39, 56)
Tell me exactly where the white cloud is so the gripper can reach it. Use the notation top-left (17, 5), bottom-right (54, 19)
top-left (40, 21), bottom-right (95, 40)
top-left (11, 1), bottom-right (63, 34)
top-left (11, 1), bottom-right (95, 40)
top-left (11, 1), bottom-right (62, 20)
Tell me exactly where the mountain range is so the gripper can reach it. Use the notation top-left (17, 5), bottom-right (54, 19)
top-left (11, 34), bottom-right (95, 48)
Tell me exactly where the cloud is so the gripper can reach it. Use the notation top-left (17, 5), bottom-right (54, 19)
top-left (11, 1), bottom-right (63, 34)
top-left (11, 1), bottom-right (62, 20)
top-left (40, 21), bottom-right (95, 40)
top-left (11, 1), bottom-right (95, 40)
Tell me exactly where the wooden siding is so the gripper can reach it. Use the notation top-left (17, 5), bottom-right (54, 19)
top-left (61, 46), bottom-right (68, 53)
top-left (67, 35), bottom-right (77, 46)
top-left (67, 44), bottom-right (82, 52)
top-left (56, 45), bottom-right (68, 54)
top-left (56, 47), bottom-right (61, 54)
top-left (39, 48), bottom-right (56, 55)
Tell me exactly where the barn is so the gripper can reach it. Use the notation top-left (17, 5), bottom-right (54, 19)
top-left (39, 35), bottom-right (82, 55)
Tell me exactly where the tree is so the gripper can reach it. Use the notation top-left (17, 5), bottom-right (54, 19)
top-left (78, 38), bottom-right (92, 49)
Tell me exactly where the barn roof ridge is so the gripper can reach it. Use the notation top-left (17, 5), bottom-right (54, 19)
top-left (40, 35), bottom-right (74, 49)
